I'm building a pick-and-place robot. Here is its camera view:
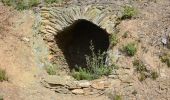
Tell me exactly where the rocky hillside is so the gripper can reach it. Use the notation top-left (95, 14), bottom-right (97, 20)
top-left (0, 0), bottom-right (170, 100)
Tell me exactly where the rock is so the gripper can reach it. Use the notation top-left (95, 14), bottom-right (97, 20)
top-left (43, 75), bottom-right (74, 86)
top-left (71, 89), bottom-right (84, 94)
top-left (91, 79), bottom-right (111, 89)
top-left (55, 87), bottom-right (70, 94)
top-left (83, 88), bottom-right (100, 95)
top-left (76, 80), bottom-right (91, 88)
top-left (22, 37), bottom-right (30, 42)
top-left (108, 75), bottom-right (119, 79)
top-left (162, 37), bottom-right (167, 45)
top-left (91, 82), bottom-right (105, 89)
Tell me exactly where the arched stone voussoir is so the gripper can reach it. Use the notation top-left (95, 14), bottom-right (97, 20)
top-left (40, 5), bottom-right (118, 35)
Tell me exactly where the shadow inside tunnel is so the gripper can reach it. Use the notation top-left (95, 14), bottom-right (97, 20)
top-left (55, 19), bottom-right (110, 70)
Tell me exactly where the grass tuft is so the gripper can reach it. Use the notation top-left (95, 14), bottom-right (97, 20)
top-left (45, 65), bottom-right (57, 75)
top-left (123, 43), bottom-right (137, 56)
top-left (160, 53), bottom-right (170, 67)
top-left (121, 5), bottom-right (137, 20)
top-left (72, 43), bottom-right (115, 80)
top-left (0, 68), bottom-right (8, 82)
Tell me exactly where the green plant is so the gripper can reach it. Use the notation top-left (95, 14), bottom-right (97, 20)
top-left (72, 43), bottom-right (115, 80)
top-left (123, 43), bottom-right (137, 56)
top-left (133, 59), bottom-right (159, 81)
top-left (121, 5), bottom-right (137, 20)
top-left (160, 53), bottom-right (170, 67)
top-left (151, 71), bottom-right (158, 80)
top-left (133, 59), bottom-right (147, 72)
top-left (2, 0), bottom-right (40, 10)
top-left (72, 67), bottom-right (93, 80)
top-left (1, 0), bottom-right (13, 6)
top-left (44, 0), bottom-right (62, 4)
top-left (113, 95), bottom-right (122, 100)
top-left (0, 95), bottom-right (3, 100)
top-left (133, 59), bottom-right (148, 81)
top-left (110, 34), bottom-right (118, 46)
top-left (139, 72), bottom-right (147, 81)
top-left (0, 68), bottom-right (8, 82)
top-left (122, 31), bottom-right (129, 38)
top-left (45, 65), bottom-right (57, 75)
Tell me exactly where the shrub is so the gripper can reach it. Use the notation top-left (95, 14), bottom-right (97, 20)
top-left (133, 59), bottom-right (159, 81)
top-left (45, 65), bottom-right (57, 75)
top-left (138, 72), bottom-right (147, 81)
top-left (160, 53), bottom-right (170, 67)
top-left (2, 0), bottom-right (40, 10)
top-left (151, 71), bottom-right (158, 80)
top-left (72, 68), bottom-right (93, 80)
top-left (0, 95), bottom-right (3, 100)
top-left (121, 5), bottom-right (137, 20)
top-left (0, 68), bottom-right (8, 82)
top-left (133, 59), bottom-right (147, 72)
top-left (110, 34), bottom-right (118, 46)
top-left (113, 95), bottom-right (122, 100)
top-left (72, 44), bottom-right (115, 80)
top-left (122, 31), bottom-right (129, 38)
top-left (2, 0), bottom-right (63, 10)
top-left (44, 0), bottom-right (62, 4)
top-left (1, 0), bottom-right (13, 6)
top-left (123, 43), bottom-right (137, 56)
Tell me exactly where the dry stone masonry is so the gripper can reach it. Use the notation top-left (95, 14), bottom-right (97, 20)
top-left (39, 4), bottom-right (118, 71)
top-left (40, 4), bottom-right (117, 36)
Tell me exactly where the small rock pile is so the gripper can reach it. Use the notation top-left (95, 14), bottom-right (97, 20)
top-left (41, 75), bottom-right (114, 95)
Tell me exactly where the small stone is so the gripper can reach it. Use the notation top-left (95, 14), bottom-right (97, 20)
top-left (77, 80), bottom-right (91, 88)
top-left (22, 37), bottom-right (30, 42)
top-left (83, 88), bottom-right (93, 95)
top-left (72, 89), bottom-right (84, 94)
top-left (108, 75), bottom-right (119, 79)
top-left (91, 81), bottom-right (105, 89)
top-left (162, 37), bottom-right (167, 45)
top-left (83, 88), bottom-right (99, 95)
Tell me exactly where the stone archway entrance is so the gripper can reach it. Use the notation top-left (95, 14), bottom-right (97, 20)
top-left (39, 5), bottom-right (117, 71)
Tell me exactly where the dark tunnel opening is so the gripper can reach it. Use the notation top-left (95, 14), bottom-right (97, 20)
top-left (55, 19), bottom-right (110, 70)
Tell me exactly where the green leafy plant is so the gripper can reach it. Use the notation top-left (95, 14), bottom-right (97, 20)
top-left (72, 43), bottom-right (115, 80)
top-left (121, 5), bottom-right (137, 20)
top-left (0, 68), bottom-right (8, 82)
top-left (123, 43), bottom-right (137, 56)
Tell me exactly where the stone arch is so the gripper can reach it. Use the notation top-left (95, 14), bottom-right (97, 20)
top-left (39, 5), bottom-right (117, 70)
